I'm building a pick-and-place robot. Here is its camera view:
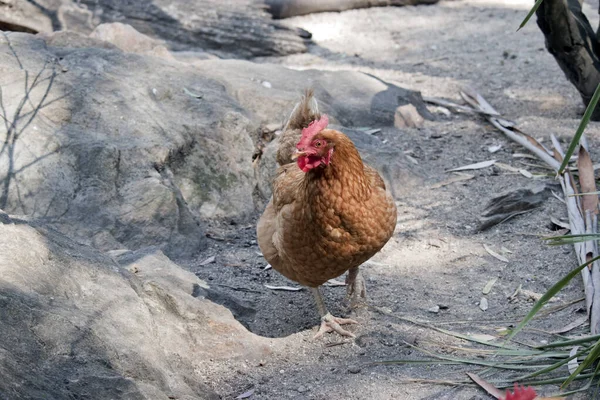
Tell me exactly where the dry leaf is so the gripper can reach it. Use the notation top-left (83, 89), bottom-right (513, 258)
top-left (495, 162), bottom-right (520, 172)
top-left (550, 216), bottom-right (570, 230)
top-left (446, 160), bottom-right (496, 172)
top-left (406, 155), bottom-right (419, 165)
top-left (550, 316), bottom-right (587, 334)
top-left (236, 388), bottom-right (255, 399)
top-left (567, 346), bottom-right (580, 375)
top-left (429, 173), bottom-right (475, 189)
top-left (466, 372), bottom-right (504, 399)
top-left (577, 146), bottom-right (598, 214)
top-left (199, 255), bottom-right (216, 266)
top-left (482, 278), bottom-right (498, 294)
top-left (483, 244), bottom-right (509, 262)
top-left (468, 333), bottom-right (497, 342)
top-left (519, 169), bottom-right (533, 178)
top-left (512, 153), bottom-right (538, 160)
top-left (324, 279), bottom-right (346, 287)
top-left (264, 284), bottom-right (303, 291)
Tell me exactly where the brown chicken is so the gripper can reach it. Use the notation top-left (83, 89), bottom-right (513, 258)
top-left (257, 90), bottom-right (397, 338)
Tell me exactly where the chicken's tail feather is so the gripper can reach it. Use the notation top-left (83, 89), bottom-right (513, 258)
top-left (276, 89), bottom-right (321, 166)
top-left (284, 89), bottom-right (321, 131)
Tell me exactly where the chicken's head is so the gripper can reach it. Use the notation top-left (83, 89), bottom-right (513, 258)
top-left (293, 115), bottom-right (334, 172)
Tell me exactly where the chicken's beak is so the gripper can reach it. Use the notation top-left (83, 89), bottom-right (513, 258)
top-left (291, 150), bottom-right (306, 160)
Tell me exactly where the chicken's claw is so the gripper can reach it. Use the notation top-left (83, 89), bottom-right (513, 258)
top-left (313, 312), bottom-right (358, 339)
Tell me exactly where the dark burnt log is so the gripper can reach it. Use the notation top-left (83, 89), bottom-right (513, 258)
top-left (536, 0), bottom-right (600, 119)
top-left (266, 0), bottom-right (439, 19)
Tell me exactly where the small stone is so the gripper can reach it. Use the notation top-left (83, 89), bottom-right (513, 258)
top-left (394, 104), bottom-right (425, 129)
top-left (297, 386), bottom-right (308, 393)
top-left (427, 305), bottom-right (440, 313)
top-left (262, 81), bottom-right (272, 88)
top-left (347, 365), bottom-right (361, 374)
top-left (479, 297), bottom-right (489, 311)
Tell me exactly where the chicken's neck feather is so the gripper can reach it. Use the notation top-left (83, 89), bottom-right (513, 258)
top-left (305, 131), bottom-right (371, 202)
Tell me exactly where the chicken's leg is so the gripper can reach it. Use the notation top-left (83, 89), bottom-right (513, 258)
top-left (346, 266), bottom-right (367, 309)
top-left (309, 286), bottom-right (357, 339)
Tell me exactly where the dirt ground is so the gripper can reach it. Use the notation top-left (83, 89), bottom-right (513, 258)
top-left (187, 0), bottom-right (600, 398)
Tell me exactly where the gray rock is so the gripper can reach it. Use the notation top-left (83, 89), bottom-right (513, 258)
top-left (0, 32), bottom-right (258, 258)
top-left (0, 212), bottom-right (273, 399)
top-left (0, 0), bottom-right (308, 57)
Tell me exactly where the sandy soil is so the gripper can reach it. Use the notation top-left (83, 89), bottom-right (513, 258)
top-left (189, 1), bottom-right (600, 398)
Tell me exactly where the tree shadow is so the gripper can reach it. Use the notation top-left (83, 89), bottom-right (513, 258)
top-left (0, 32), bottom-right (71, 217)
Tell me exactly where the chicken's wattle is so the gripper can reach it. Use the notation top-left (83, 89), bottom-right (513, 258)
top-left (297, 155), bottom-right (323, 172)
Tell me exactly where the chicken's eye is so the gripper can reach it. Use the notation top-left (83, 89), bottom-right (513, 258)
top-left (314, 140), bottom-right (322, 147)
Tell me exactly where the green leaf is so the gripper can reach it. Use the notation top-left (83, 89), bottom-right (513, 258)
top-left (558, 82), bottom-right (600, 174)
top-left (505, 255), bottom-right (600, 343)
top-left (517, 0), bottom-right (545, 31)
top-left (544, 233), bottom-right (600, 246)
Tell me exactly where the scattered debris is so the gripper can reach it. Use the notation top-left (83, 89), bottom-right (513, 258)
top-left (520, 289), bottom-right (559, 303)
top-left (479, 297), bottom-right (489, 311)
top-left (447, 160), bottom-right (496, 172)
top-left (199, 255), bottom-right (216, 266)
top-left (508, 284), bottom-right (522, 303)
top-left (482, 277), bottom-right (498, 294)
top-left (261, 81), bottom-right (272, 88)
top-left (429, 172), bottom-right (474, 189)
top-left (483, 245), bottom-right (509, 263)
top-left (263, 264), bottom-right (272, 271)
top-left (264, 284), bottom-right (303, 291)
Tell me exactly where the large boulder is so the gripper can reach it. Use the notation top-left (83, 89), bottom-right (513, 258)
top-left (0, 31), bottom-right (258, 258)
top-left (0, 211), bottom-right (273, 399)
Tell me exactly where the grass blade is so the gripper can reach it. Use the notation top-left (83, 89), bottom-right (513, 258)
top-left (505, 255), bottom-right (600, 342)
top-left (517, 0), bottom-right (544, 31)
top-left (544, 233), bottom-right (600, 246)
top-left (558, 82), bottom-right (600, 174)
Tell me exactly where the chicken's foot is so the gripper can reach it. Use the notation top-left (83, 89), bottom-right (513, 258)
top-left (346, 266), bottom-right (367, 309)
top-left (309, 287), bottom-right (357, 339)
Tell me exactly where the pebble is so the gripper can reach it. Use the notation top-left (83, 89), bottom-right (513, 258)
top-left (428, 305), bottom-right (440, 313)
top-left (297, 386), bottom-right (308, 393)
top-left (348, 365), bottom-right (361, 374)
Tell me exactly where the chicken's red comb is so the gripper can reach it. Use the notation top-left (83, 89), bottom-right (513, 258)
top-left (296, 115), bottom-right (329, 149)
top-left (505, 383), bottom-right (537, 400)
